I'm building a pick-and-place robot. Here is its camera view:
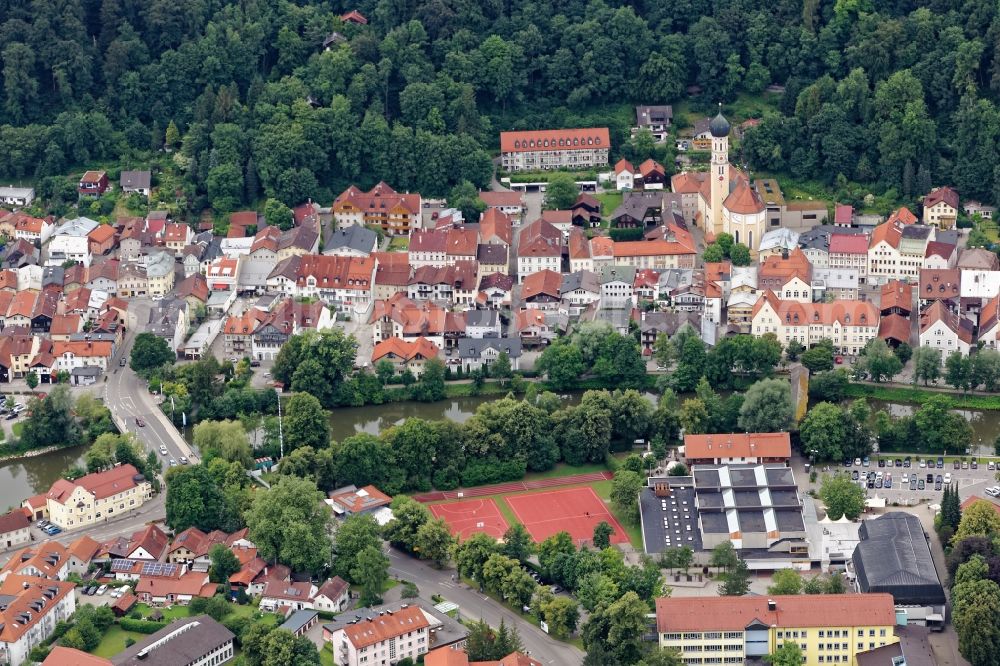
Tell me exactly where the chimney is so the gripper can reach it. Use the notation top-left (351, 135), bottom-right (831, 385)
top-left (767, 599), bottom-right (776, 611)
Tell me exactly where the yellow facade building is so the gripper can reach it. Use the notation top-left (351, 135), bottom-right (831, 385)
top-left (45, 464), bottom-right (153, 530)
top-left (656, 594), bottom-right (898, 666)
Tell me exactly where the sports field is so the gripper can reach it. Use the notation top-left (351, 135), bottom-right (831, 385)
top-left (429, 498), bottom-right (509, 540)
top-left (505, 486), bottom-right (629, 545)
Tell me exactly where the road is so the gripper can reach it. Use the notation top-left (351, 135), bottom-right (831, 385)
top-left (102, 298), bottom-right (196, 468)
top-left (388, 549), bottom-right (585, 665)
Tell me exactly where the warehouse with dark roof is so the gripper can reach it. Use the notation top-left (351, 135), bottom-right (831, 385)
top-left (850, 512), bottom-right (946, 627)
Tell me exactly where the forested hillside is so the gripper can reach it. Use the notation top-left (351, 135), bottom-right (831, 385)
top-left (1, 0), bottom-right (999, 213)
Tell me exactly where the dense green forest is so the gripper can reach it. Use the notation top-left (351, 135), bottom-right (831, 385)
top-left (2, 0), bottom-right (1000, 214)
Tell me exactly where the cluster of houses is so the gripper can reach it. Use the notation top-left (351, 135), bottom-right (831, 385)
top-left (0, 465), bottom-right (498, 666)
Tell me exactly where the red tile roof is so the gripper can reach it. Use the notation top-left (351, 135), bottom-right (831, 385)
top-left (521, 270), bottom-right (563, 300)
top-left (136, 572), bottom-right (213, 599)
top-left (129, 524), bottom-right (169, 559)
top-left (613, 226), bottom-right (696, 257)
top-left (887, 207), bottom-right (918, 225)
top-left (752, 290), bottom-right (878, 327)
top-left (924, 186), bottom-right (959, 210)
top-left (920, 300), bottom-right (973, 344)
top-left (297, 255), bottom-right (375, 291)
top-left (878, 314), bottom-right (911, 344)
top-left (829, 233), bottom-right (869, 254)
top-left (870, 221), bottom-right (904, 250)
top-left (834, 203), bottom-right (853, 225)
top-left (723, 180), bottom-right (764, 215)
top-left (919, 268), bottom-right (961, 301)
top-left (760, 247), bottom-right (811, 284)
top-left (317, 576), bottom-right (349, 602)
top-left (341, 605), bottom-right (431, 649)
top-left (670, 172), bottom-right (706, 194)
top-left (656, 594), bottom-right (896, 632)
top-left (880, 281), bottom-right (913, 313)
top-left (500, 128), bottom-right (610, 154)
top-left (478, 191), bottom-right (523, 208)
top-left (88, 224), bottom-right (116, 244)
top-left (49, 314), bottom-right (82, 337)
top-left (371, 337), bottom-right (440, 363)
top-left (615, 158), bottom-right (634, 174)
top-left (925, 240), bottom-right (955, 261)
top-left (333, 182), bottom-right (420, 215)
top-left (479, 209), bottom-right (513, 245)
top-left (638, 158), bottom-right (665, 178)
top-left (46, 464), bottom-right (143, 502)
top-left (961, 497), bottom-right (1000, 515)
top-left (43, 647), bottom-right (112, 666)
top-left (0, 508), bottom-right (29, 534)
top-left (683, 432), bottom-right (790, 460)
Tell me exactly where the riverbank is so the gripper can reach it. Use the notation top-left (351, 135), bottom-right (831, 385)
top-left (844, 382), bottom-right (1000, 410)
top-left (0, 444), bottom-right (68, 463)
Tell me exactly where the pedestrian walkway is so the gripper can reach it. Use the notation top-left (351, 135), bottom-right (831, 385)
top-left (412, 470), bottom-right (613, 503)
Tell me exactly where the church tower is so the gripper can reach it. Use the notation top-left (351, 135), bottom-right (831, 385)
top-left (708, 104), bottom-right (731, 236)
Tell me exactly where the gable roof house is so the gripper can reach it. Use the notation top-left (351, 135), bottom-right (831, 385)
top-left (295, 254), bottom-right (376, 313)
top-left (323, 224), bottom-right (379, 258)
top-left (371, 337), bottom-right (441, 376)
top-left (919, 300), bottom-right (973, 358)
top-left (922, 187), bottom-right (959, 229)
top-left (119, 171), bottom-right (151, 197)
top-left (332, 182), bottom-right (422, 236)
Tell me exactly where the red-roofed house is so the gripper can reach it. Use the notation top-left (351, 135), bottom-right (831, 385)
top-left (127, 524), bottom-right (169, 561)
top-left (888, 207), bottom-right (918, 226)
top-left (136, 571), bottom-right (214, 606)
top-left (923, 187), bottom-right (959, 229)
top-left (0, 576), bottom-right (77, 666)
top-left (614, 158), bottom-right (635, 190)
top-left (834, 203), bottom-right (854, 226)
top-left (0, 509), bottom-right (31, 550)
top-left (87, 224), bottom-right (116, 256)
top-left (751, 290), bottom-right (879, 354)
top-left (341, 9), bottom-right (367, 23)
top-left (45, 464), bottom-right (153, 530)
top-left (43, 646), bottom-right (112, 666)
top-left (478, 191), bottom-right (524, 218)
top-left (313, 576), bottom-right (350, 613)
top-left (683, 432), bottom-right (791, 465)
top-left (324, 604), bottom-right (434, 665)
top-left (78, 171), bottom-right (109, 197)
top-left (333, 182), bottom-right (421, 236)
top-left (919, 300), bottom-right (973, 357)
top-left (828, 233), bottom-right (869, 282)
top-left (371, 337), bottom-right (440, 376)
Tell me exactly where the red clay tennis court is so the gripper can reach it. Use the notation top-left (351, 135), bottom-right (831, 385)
top-left (429, 498), bottom-right (509, 540)
top-left (505, 487), bottom-right (629, 545)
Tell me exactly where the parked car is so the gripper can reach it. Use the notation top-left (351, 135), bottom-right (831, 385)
top-left (120, 358), bottom-right (126, 367)
top-left (990, 461), bottom-right (996, 471)
top-left (937, 457), bottom-right (945, 468)
top-left (986, 486), bottom-right (1000, 497)
top-left (919, 459), bottom-right (926, 468)
top-left (250, 360), bottom-right (261, 367)
top-left (962, 461), bottom-right (969, 469)
top-left (854, 458), bottom-right (862, 466)
top-left (97, 585), bottom-right (108, 596)
top-left (45, 526), bottom-right (61, 535)
top-left (862, 457), bottom-right (870, 467)
top-left (935, 474), bottom-right (944, 484)
top-left (972, 459), bottom-right (979, 470)
top-left (904, 457), bottom-right (912, 468)
top-left (917, 479), bottom-right (925, 489)
top-left (944, 473), bottom-right (952, 484)
top-left (953, 459), bottom-right (961, 469)
top-left (877, 458), bottom-right (886, 468)
top-left (926, 473), bottom-right (935, 483)
top-left (851, 470), bottom-right (859, 480)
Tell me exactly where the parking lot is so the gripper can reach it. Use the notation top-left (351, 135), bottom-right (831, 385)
top-left (837, 455), bottom-right (1000, 505)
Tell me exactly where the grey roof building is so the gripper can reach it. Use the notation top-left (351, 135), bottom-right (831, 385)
top-left (560, 270), bottom-right (600, 296)
top-left (323, 224), bottom-right (378, 256)
top-left (851, 512), bottom-right (946, 608)
top-left (457, 336), bottom-right (522, 362)
top-left (120, 170), bottom-right (152, 193)
top-left (112, 615), bottom-right (235, 666)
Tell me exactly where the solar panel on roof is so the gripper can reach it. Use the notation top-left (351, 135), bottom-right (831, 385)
top-left (140, 561), bottom-right (178, 577)
top-left (111, 559), bottom-right (137, 571)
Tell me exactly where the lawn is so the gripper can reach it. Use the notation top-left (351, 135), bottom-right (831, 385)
top-left (522, 461), bottom-right (613, 482)
top-left (595, 192), bottom-right (622, 216)
top-left (320, 643), bottom-right (335, 666)
top-left (350, 578), bottom-right (398, 601)
top-left (92, 626), bottom-right (145, 658)
top-left (387, 236), bottom-right (409, 251)
top-left (590, 479), bottom-right (644, 549)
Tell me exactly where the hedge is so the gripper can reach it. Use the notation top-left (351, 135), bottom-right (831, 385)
top-left (609, 227), bottom-right (644, 242)
top-left (842, 383), bottom-right (1000, 411)
top-left (119, 618), bottom-right (169, 634)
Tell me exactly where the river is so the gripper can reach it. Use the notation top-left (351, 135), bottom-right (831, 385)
top-left (0, 445), bottom-right (86, 511)
top-left (865, 398), bottom-right (1000, 455)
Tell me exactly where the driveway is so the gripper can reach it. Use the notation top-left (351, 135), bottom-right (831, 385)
top-left (387, 549), bottom-right (584, 665)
